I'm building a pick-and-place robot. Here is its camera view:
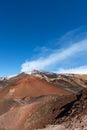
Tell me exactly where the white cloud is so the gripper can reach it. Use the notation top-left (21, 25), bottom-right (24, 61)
top-left (21, 39), bottom-right (87, 73)
top-left (58, 66), bottom-right (87, 74)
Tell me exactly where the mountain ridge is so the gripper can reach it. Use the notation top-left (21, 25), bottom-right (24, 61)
top-left (0, 70), bottom-right (87, 130)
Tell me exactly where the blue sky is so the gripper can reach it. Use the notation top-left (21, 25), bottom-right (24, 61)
top-left (0, 0), bottom-right (87, 76)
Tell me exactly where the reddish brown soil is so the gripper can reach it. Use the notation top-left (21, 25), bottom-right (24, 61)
top-left (0, 76), bottom-right (72, 100)
top-left (0, 73), bottom-right (86, 130)
top-left (0, 95), bottom-right (76, 130)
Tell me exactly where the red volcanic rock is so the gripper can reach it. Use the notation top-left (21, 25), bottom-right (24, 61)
top-left (0, 72), bottom-right (87, 130)
top-left (0, 99), bottom-right (20, 116)
top-left (0, 101), bottom-right (41, 130)
top-left (0, 95), bottom-right (76, 130)
top-left (0, 76), bottom-right (72, 100)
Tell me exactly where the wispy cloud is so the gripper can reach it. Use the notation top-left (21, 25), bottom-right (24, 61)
top-left (58, 66), bottom-right (87, 74)
top-left (21, 40), bottom-right (87, 72)
top-left (21, 28), bottom-right (87, 74)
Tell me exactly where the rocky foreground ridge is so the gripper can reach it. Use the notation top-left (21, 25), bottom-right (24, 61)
top-left (0, 70), bottom-right (87, 130)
